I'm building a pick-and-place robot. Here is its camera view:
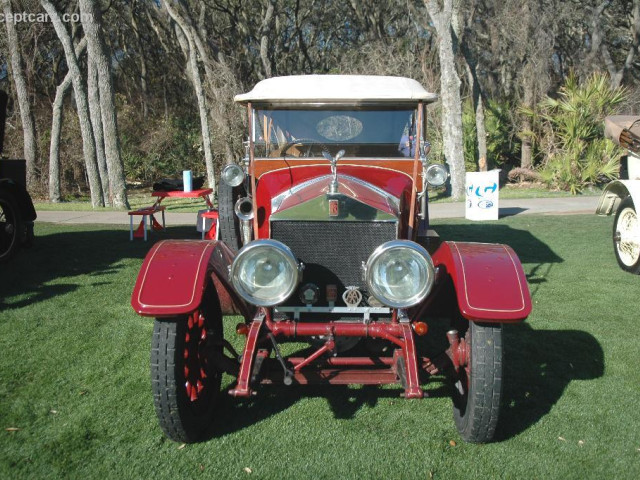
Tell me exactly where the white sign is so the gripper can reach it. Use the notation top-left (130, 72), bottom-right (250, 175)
top-left (465, 170), bottom-right (500, 221)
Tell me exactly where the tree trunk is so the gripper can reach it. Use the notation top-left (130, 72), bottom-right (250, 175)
top-left (462, 42), bottom-right (488, 171)
top-left (520, 70), bottom-right (534, 169)
top-left (79, 0), bottom-right (130, 209)
top-left (186, 32), bottom-right (216, 189)
top-left (49, 75), bottom-right (71, 203)
top-left (260, 0), bottom-right (277, 78)
top-left (87, 55), bottom-right (111, 205)
top-left (425, 0), bottom-right (466, 199)
top-left (3, 0), bottom-right (38, 190)
top-left (608, 0), bottom-right (639, 88)
top-left (162, 74), bottom-right (169, 122)
top-left (585, 1), bottom-right (609, 71)
top-left (130, 6), bottom-right (149, 119)
top-left (182, 3), bottom-right (239, 166)
top-left (169, 2), bottom-right (235, 167)
top-left (48, 38), bottom-right (88, 203)
top-left (41, 1), bottom-right (104, 208)
top-left (164, 1), bottom-right (216, 189)
top-left (475, 94), bottom-right (488, 171)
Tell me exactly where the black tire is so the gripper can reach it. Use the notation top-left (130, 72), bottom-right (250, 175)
top-left (151, 282), bottom-right (223, 442)
top-left (0, 190), bottom-right (21, 262)
top-left (613, 196), bottom-right (640, 274)
top-left (452, 321), bottom-right (503, 443)
top-left (218, 180), bottom-right (246, 253)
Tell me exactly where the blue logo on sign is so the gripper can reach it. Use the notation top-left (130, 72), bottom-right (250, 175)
top-left (478, 200), bottom-right (494, 209)
top-left (468, 182), bottom-right (498, 198)
top-left (484, 183), bottom-right (497, 194)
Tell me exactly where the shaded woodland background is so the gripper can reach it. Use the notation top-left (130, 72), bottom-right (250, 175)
top-left (2, 0), bottom-right (640, 207)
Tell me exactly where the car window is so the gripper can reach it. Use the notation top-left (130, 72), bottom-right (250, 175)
top-left (254, 108), bottom-right (417, 158)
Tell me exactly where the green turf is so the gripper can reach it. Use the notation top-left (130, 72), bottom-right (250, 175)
top-left (1, 214), bottom-right (638, 479)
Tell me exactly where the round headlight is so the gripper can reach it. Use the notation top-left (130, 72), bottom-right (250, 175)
top-left (230, 240), bottom-right (301, 306)
top-left (222, 164), bottom-right (245, 187)
top-left (365, 241), bottom-right (435, 308)
top-left (425, 164), bottom-right (449, 187)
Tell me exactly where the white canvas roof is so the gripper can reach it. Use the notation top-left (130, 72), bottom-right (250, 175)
top-left (234, 75), bottom-right (438, 105)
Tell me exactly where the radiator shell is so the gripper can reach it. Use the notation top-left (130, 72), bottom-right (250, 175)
top-left (270, 220), bottom-right (397, 307)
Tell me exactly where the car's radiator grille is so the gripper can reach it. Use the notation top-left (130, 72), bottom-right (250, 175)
top-left (270, 220), bottom-right (396, 306)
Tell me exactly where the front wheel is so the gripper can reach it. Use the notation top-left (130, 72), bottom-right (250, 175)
top-left (217, 181), bottom-right (247, 253)
top-left (150, 282), bottom-right (223, 442)
top-left (0, 190), bottom-right (21, 262)
top-left (613, 196), bottom-right (640, 274)
top-left (452, 321), bottom-right (503, 443)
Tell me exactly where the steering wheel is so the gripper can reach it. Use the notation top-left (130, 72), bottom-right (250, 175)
top-left (280, 138), bottom-right (329, 158)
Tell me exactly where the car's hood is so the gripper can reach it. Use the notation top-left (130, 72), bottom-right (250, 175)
top-left (255, 164), bottom-right (413, 237)
top-left (270, 174), bottom-right (399, 221)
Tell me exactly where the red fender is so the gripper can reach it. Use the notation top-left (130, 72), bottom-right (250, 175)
top-left (131, 240), bottom-right (254, 319)
top-left (431, 241), bottom-right (532, 323)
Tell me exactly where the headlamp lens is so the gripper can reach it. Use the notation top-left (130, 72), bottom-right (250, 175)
top-left (231, 240), bottom-right (300, 306)
top-left (366, 241), bottom-right (435, 308)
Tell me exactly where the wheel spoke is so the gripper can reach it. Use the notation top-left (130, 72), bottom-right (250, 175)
top-left (182, 310), bottom-right (213, 403)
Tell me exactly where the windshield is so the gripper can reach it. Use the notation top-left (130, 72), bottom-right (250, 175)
top-left (253, 108), bottom-right (417, 159)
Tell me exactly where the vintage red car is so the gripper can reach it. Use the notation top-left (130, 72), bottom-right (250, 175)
top-left (132, 75), bottom-right (532, 444)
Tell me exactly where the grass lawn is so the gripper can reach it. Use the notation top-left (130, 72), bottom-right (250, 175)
top-left (1, 214), bottom-right (639, 479)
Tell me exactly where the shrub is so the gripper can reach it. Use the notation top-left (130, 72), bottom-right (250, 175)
top-left (486, 100), bottom-right (521, 169)
top-left (526, 73), bottom-right (626, 194)
top-left (463, 99), bottom-right (523, 172)
top-left (463, 100), bottom-right (479, 172)
top-left (118, 99), bottom-right (205, 184)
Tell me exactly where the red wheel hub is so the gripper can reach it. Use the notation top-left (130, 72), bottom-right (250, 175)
top-left (446, 330), bottom-right (469, 371)
top-left (183, 310), bottom-right (208, 402)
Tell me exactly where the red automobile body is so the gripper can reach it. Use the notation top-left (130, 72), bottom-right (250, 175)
top-left (132, 76), bottom-right (532, 442)
top-left (132, 167), bottom-right (530, 323)
top-left (132, 159), bottom-right (531, 400)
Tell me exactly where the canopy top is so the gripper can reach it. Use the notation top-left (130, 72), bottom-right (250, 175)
top-left (234, 75), bottom-right (438, 106)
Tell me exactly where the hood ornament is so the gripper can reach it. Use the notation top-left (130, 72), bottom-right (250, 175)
top-left (323, 149), bottom-right (345, 194)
